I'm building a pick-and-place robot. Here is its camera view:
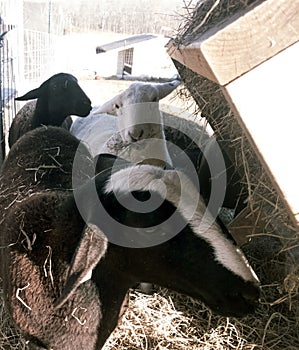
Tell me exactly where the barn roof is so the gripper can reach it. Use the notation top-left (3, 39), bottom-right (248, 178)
top-left (96, 34), bottom-right (157, 53)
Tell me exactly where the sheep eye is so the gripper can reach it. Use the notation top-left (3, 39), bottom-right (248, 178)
top-left (115, 104), bottom-right (120, 109)
top-left (64, 80), bottom-right (69, 89)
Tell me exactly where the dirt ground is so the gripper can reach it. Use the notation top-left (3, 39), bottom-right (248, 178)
top-left (79, 78), bottom-right (133, 106)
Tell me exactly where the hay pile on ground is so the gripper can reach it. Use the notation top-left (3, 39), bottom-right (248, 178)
top-left (1, 279), bottom-right (299, 349)
top-left (105, 283), bottom-right (299, 350)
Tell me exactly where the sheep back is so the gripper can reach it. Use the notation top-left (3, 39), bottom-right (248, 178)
top-left (0, 126), bottom-right (105, 349)
top-left (0, 126), bottom-right (94, 231)
top-left (8, 100), bottom-right (37, 148)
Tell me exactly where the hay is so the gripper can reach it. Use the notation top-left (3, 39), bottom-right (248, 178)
top-left (174, 0), bottom-right (261, 46)
top-left (1, 281), bottom-right (299, 349)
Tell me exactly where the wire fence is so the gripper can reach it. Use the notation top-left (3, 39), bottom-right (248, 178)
top-left (23, 29), bottom-right (56, 82)
top-left (0, 0), bottom-right (23, 164)
top-left (0, 25), bottom-right (17, 164)
top-left (0, 24), bottom-right (57, 166)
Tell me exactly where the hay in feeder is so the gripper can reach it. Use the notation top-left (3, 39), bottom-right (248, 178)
top-left (175, 0), bottom-right (260, 46)
top-left (171, 0), bottom-right (299, 256)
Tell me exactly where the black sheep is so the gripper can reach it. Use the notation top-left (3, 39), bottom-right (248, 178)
top-left (8, 73), bottom-right (92, 148)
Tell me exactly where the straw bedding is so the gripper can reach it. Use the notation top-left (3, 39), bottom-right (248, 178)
top-left (1, 279), bottom-right (299, 349)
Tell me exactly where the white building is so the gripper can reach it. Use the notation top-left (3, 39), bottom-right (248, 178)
top-left (95, 34), bottom-right (177, 79)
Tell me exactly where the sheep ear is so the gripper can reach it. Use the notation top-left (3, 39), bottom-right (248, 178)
top-left (156, 80), bottom-right (181, 100)
top-left (15, 77), bottom-right (51, 101)
top-left (93, 94), bottom-right (121, 115)
top-left (15, 87), bottom-right (42, 101)
top-left (54, 224), bottom-right (108, 309)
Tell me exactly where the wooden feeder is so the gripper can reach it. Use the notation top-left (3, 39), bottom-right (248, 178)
top-left (167, 0), bottom-right (299, 247)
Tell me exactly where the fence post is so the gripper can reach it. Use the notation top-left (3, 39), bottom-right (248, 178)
top-left (0, 31), bottom-right (8, 166)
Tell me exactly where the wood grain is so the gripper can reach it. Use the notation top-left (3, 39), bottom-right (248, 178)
top-left (168, 0), bottom-right (299, 85)
top-left (225, 41), bottom-right (299, 225)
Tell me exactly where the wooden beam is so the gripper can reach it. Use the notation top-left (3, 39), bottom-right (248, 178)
top-left (224, 41), bottom-right (299, 225)
top-left (167, 0), bottom-right (299, 85)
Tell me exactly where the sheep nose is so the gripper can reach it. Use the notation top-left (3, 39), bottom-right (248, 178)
top-left (128, 129), bottom-right (144, 142)
top-left (242, 283), bottom-right (261, 304)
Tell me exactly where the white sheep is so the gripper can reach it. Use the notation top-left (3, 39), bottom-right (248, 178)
top-left (70, 79), bottom-right (182, 167)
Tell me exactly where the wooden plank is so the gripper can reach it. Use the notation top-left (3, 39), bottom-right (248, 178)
top-left (167, 0), bottom-right (299, 85)
top-left (167, 42), bottom-right (219, 83)
top-left (224, 41), bottom-right (299, 225)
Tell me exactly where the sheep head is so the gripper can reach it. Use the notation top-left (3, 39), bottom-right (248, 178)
top-left (92, 79), bottom-right (181, 167)
top-left (95, 79), bottom-right (181, 117)
top-left (15, 72), bottom-right (92, 120)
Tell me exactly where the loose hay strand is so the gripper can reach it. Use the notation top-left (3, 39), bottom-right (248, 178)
top-left (16, 283), bottom-right (31, 311)
top-left (191, 0), bottom-right (220, 34)
top-left (43, 245), bottom-right (54, 288)
top-left (71, 307), bottom-right (87, 326)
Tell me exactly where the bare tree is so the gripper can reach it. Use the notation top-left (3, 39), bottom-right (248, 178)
top-left (58, 0), bottom-right (183, 34)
